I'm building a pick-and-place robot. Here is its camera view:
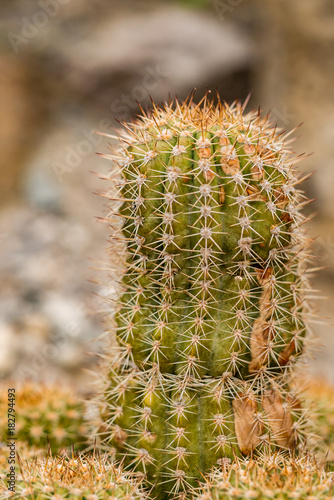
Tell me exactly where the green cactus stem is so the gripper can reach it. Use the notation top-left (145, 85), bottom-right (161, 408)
top-left (99, 95), bottom-right (311, 499)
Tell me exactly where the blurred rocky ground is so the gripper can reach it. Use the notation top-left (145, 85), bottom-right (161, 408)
top-left (0, 0), bottom-right (333, 387)
top-left (252, 0), bottom-right (334, 382)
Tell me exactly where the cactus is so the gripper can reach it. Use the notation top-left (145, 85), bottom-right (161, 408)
top-left (0, 451), bottom-right (147, 499)
top-left (98, 95), bottom-right (311, 498)
top-left (0, 384), bottom-right (88, 453)
top-left (303, 378), bottom-right (334, 465)
top-left (193, 452), bottom-right (334, 499)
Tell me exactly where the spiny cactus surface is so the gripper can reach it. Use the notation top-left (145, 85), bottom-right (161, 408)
top-left (0, 452), bottom-right (147, 500)
top-left (0, 384), bottom-right (88, 453)
top-left (99, 95), bottom-right (312, 498)
top-left (194, 452), bottom-right (334, 499)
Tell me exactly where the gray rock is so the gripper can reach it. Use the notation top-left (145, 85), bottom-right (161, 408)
top-left (253, 0), bottom-right (334, 218)
top-left (0, 323), bottom-right (19, 376)
top-left (63, 6), bottom-right (253, 99)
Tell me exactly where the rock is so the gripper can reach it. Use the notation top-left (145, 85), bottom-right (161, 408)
top-left (0, 55), bottom-right (41, 206)
top-left (24, 163), bottom-right (63, 213)
top-left (62, 5), bottom-right (253, 111)
top-left (54, 343), bottom-right (86, 370)
top-left (41, 293), bottom-right (88, 339)
top-left (0, 324), bottom-right (19, 376)
top-left (253, 0), bottom-right (334, 218)
top-left (0, 204), bottom-right (105, 382)
top-left (18, 313), bottom-right (50, 341)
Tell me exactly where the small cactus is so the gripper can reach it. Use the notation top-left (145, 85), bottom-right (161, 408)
top-left (304, 378), bottom-right (334, 464)
top-left (98, 95), bottom-right (312, 497)
top-left (193, 452), bottom-right (334, 499)
top-left (0, 451), bottom-right (147, 499)
top-left (0, 384), bottom-right (88, 453)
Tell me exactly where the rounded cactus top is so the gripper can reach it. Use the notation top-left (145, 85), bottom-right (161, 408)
top-left (99, 95), bottom-right (312, 497)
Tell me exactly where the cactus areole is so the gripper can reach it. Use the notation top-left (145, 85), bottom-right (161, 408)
top-left (100, 95), bottom-right (310, 499)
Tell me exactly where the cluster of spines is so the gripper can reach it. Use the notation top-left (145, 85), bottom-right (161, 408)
top-left (0, 451), bottom-right (147, 499)
top-left (97, 94), bottom-right (313, 497)
top-left (101, 368), bottom-right (311, 492)
top-left (193, 451), bottom-right (333, 500)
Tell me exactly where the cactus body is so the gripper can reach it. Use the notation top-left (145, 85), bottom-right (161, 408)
top-left (100, 96), bottom-right (310, 498)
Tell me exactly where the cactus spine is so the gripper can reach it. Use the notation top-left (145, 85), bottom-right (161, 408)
top-left (99, 95), bottom-right (311, 498)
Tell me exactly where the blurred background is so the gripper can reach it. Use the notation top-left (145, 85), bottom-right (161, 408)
top-left (1, 0), bottom-right (334, 391)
